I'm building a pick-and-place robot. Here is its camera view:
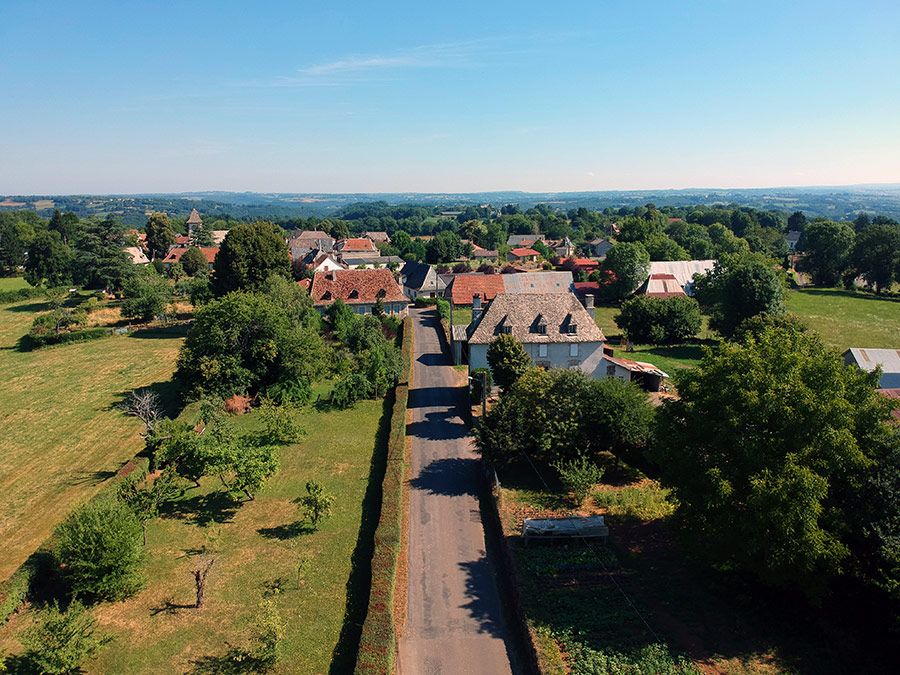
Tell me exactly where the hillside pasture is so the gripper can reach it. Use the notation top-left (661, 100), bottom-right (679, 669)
top-left (0, 296), bottom-right (182, 580)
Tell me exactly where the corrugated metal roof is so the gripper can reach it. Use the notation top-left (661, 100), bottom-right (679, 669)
top-left (845, 348), bottom-right (900, 373)
top-left (647, 260), bottom-right (715, 289)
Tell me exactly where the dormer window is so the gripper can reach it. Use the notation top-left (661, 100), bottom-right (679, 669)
top-left (348, 289), bottom-right (359, 299)
top-left (500, 324), bottom-right (512, 334)
top-left (567, 323), bottom-right (578, 334)
top-left (322, 290), bottom-right (333, 300)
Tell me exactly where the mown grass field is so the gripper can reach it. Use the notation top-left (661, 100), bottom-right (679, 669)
top-left (0, 383), bottom-right (390, 673)
top-left (785, 288), bottom-right (900, 350)
top-left (0, 291), bottom-right (183, 580)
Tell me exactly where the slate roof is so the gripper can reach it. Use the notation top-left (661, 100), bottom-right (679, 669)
top-left (468, 293), bottom-right (605, 345)
top-left (502, 271), bottom-right (574, 294)
top-left (602, 354), bottom-right (669, 378)
top-left (401, 261), bottom-right (445, 292)
top-left (186, 208), bottom-right (202, 225)
top-left (310, 269), bottom-right (408, 306)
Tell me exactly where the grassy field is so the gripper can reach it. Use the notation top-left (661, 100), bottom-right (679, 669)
top-left (0, 277), bottom-right (29, 292)
top-left (498, 457), bottom-right (893, 674)
top-left (785, 288), bottom-right (900, 350)
top-left (450, 305), bottom-right (472, 326)
top-left (0, 294), bottom-right (183, 581)
top-left (0, 388), bottom-right (390, 673)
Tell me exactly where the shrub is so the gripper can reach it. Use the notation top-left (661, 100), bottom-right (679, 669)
top-left (19, 601), bottom-right (109, 674)
top-left (0, 285), bottom-right (45, 305)
top-left (180, 246), bottom-right (209, 277)
top-left (297, 481), bottom-right (335, 529)
top-left (258, 398), bottom-right (305, 444)
top-left (121, 268), bottom-right (174, 322)
top-left (487, 333), bottom-right (531, 392)
top-left (615, 295), bottom-right (702, 344)
top-left (54, 499), bottom-right (146, 601)
top-left (554, 456), bottom-right (605, 506)
top-left (18, 326), bottom-right (109, 350)
top-left (331, 371), bottom-right (371, 409)
top-left (265, 376), bottom-right (312, 406)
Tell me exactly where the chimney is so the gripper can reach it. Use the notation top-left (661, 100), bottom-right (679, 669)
top-left (472, 294), bottom-right (483, 324)
top-left (584, 293), bottom-right (594, 310)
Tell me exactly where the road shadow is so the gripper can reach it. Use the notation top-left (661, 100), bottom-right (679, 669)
top-left (417, 352), bottom-right (449, 366)
top-left (407, 385), bottom-right (465, 410)
top-left (410, 456), bottom-right (478, 497)
top-left (406, 410), bottom-right (470, 441)
top-left (458, 555), bottom-right (509, 638)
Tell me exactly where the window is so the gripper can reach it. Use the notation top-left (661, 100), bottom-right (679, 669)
top-left (606, 364), bottom-right (616, 377)
top-left (568, 324), bottom-right (578, 334)
top-left (569, 344), bottom-right (579, 357)
top-left (500, 325), bottom-right (512, 334)
top-left (539, 344), bottom-right (548, 358)
top-left (536, 323), bottom-right (547, 334)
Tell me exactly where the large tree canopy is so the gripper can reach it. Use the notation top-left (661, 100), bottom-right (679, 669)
top-left (598, 241), bottom-right (651, 301)
top-left (211, 221), bottom-right (291, 296)
top-left (654, 324), bottom-right (896, 593)
top-left (693, 252), bottom-right (785, 338)
top-left (24, 229), bottom-right (73, 287)
top-left (797, 220), bottom-right (855, 286)
top-left (144, 212), bottom-right (176, 260)
top-left (850, 222), bottom-right (900, 293)
top-left (176, 289), bottom-right (326, 398)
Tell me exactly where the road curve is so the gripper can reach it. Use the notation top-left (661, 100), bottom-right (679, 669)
top-left (397, 308), bottom-right (517, 675)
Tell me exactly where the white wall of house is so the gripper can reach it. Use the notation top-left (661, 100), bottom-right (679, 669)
top-left (469, 340), bottom-right (605, 376)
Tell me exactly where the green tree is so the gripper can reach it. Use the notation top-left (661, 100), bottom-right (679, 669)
top-left (0, 212), bottom-right (35, 273)
top-left (615, 295), bottom-right (701, 344)
top-left (47, 209), bottom-right (81, 245)
top-left (144, 212), bottom-right (176, 260)
top-left (121, 267), bottom-right (174, 322)
top-left (176, 291), bottom-right (326, 398)
top-left (72, 217), bottom-right (132, 291)
top-left (643, 233), bottom-right (690, 261)
top-left (693, 253), bottom-right (785, 338)
top-left (486, 333), bottom-right (531, 392)
top-left (24, 230), bottom-right (73, 287)
top-left (849, 222), bottom-right (900, 293)
top-left (797, 220), bottom-right (855, 286)
top-left (554, 455), bottom-right (605, 506)
top-left (19, 601), bottom-right (109, 674)
top-left (211, 221), bottom-right (290, 296)
top-left (425, 230), bottom-right (463, 264)
top-left (54, 499), bottom-right (145, 601)
top-left (787, 210), bottom-right (807, 232)
top-left (297, 481), bottom-right (335, 529)
top-left (599, 242), bottom-right (651, 301)
top-left (653, 324), bottom-right (894, 592)
top-left (180, 246), bottom-right (209, 277)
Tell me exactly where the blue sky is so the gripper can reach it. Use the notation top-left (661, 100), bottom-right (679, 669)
top-left (1, 0), bottom-right (898, 193)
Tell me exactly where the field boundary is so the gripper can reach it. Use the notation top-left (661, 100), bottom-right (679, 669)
top-left (354, 315), bottom-right (414, 674)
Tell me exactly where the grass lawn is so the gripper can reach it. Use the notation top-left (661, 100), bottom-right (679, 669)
top-left (0, 392), bottom-right (390, 673)
top-left (0, 297), bottom-right (183, 581)
top-left (0, 277), bottom-right (30, 292)
top-left (785, 288), bottom-right (900, 350)
top-left (450, 305), bottom-right (472, 326)
top-left (498, 457), bottom-right (893, 674)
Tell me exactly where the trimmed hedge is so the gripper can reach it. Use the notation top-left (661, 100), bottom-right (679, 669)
top-left (17, 327), bottom-right (110, 351)
top-left (0, 554), bottom-right (43, 625)
top-left (355, 316), bottom-right (413, 674)
top-left (0, 285), bottom-right (45, 305)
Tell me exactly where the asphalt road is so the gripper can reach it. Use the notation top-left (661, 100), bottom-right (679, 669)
top-left (397, 309), bottom-right (517, 675)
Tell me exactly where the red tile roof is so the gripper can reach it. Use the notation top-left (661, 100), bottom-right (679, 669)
top-left (310, 269), bottom-right (407, 306)
top-left (448, 274), bottom-right (507, 305)
top-left (573, 281), bottom-right (601, 295)
top-left (173, 235), bottom-right (192, 246)
top-left (337, 238), bottom-right (377, 252)
top-left (162, 246), bottom-right (219, 264)
top-left (509, 247), bottom-right (539, 258)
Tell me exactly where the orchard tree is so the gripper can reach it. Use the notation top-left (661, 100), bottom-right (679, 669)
top-left (486, 333), bottom-right (531, 392)
top-left (298, 481), bottom-right (335, 529)
top-left (19, 601), bottom-right (108, 674)
top-left (211, 221), bottom-right (291, 296)
top-left (54, 499), bottom-right (145, 601)
top-left (693, 253), bottom-right (785, 338)
top-left (654, 324), bottom-right (895, 593)
top-left (797, 220), bottom-right (855, 286)
top-left (24, 230), bottom-right (73, 287)
top-left (145, 212), bottom-right (176, 260)
top-left (599, 241), bottom-right (651, 301)
top-left (850, 222), bottom-right (900, 293)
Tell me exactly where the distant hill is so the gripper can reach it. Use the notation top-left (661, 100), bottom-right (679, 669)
top-left (3, 184), bottom-right (899, 224)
